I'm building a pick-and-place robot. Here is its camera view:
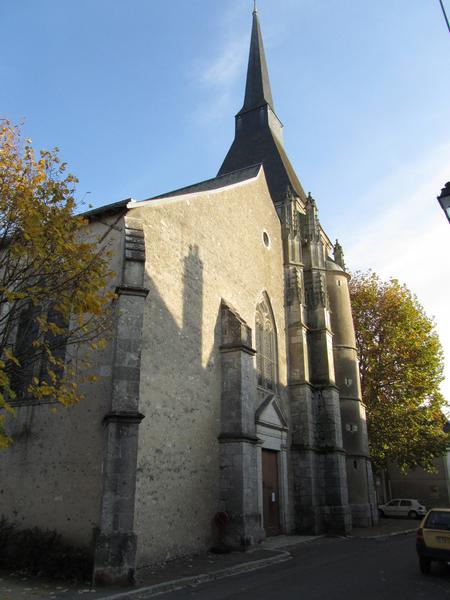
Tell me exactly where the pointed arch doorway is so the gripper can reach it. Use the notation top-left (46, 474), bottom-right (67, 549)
top-left (256, 395), bottom-right (289, 537)
top-left (254, 293), bottom-right (289, 537)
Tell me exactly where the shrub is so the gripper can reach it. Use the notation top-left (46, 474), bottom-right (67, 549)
top-left (0, 517), bottom-right (92, 580)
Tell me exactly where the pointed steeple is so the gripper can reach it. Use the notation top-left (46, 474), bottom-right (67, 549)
top-left (218, 8), bottom-right (307, 205)
top-left (238, 7), bottom-right (274, 115)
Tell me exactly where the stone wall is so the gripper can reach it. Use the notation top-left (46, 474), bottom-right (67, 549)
top-left (0, 217), bottom-right (124, 549)
top-left (130, 170), bottom-right (288, 566)
top-left (388, 455), bottom-right (450, 508)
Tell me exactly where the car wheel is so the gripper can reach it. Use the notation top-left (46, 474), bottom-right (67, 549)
top-left (419, 557), bottom-right (431, 575)
top-left (378, 509), bottom-right (385, 518)
top-left (408, 510), bottom-right (418, 519)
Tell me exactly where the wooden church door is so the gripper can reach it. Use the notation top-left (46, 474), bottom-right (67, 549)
top-left (262, 449), bottom-right (281, 536)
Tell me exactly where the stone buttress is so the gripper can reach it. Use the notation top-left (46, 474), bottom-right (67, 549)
top-left (218, 302), bottom-right (265, 548)
top-left (280, 191), bottom-right (351, 534)
top-left (93, 217), bottom-right (149, 584)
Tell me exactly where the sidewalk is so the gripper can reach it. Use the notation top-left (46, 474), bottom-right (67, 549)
top-left (350, 516), bottom-right (419, 539)
top-left (0, 522), bottom-right (416, 600)
top-left (0, 546), bottom-right (291, 600)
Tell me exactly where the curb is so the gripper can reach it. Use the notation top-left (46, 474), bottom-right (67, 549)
top-left (261, 534), bottom-right (325, 550)
top-left (98, 551), bottom-right (291, 600)
top-left (351, 528), bottom-right (417, 540)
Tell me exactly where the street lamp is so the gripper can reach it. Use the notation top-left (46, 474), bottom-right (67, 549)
top-left (437, 182), bottom-right (450, 223)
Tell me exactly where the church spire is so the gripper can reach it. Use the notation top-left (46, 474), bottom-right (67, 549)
top-left (218, 8), bottom-right (307, 204)
top-left (238, 7), bottom-right (274, 115)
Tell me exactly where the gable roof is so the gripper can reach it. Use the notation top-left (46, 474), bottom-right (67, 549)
top-left (82, 164), bottom-right (264, 221)
top-left (150, 164), bottom-right (262, 200)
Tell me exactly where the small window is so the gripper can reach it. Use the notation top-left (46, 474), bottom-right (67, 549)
top-left (400, 500), bottom-right (412, 507)
top-left (387, 500), bottom-right (400, 507)
top-left (262, 231), bottom-right (270, 248)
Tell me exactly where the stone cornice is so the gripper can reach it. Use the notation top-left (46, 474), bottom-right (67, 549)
top-left (115, 285), bottom-right (149, 298)
top-left (289, 382), bottom-right (340, 393)
top-left (219, 343), bottom-right (256, 356)
top-left (103, 411), bottom-right (145, 425)
top-left (291, 443), bottom-right (346, 456)
top-left (218, 432), bottom-right (259, 444)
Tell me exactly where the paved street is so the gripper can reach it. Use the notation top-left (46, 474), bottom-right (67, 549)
top-left (154, 534), bottom-right (450, 600)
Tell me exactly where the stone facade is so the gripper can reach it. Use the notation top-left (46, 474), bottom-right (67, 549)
top-left (131, 172), bottom-right (288, 566)
top-left (0, 8), bottom-right (378, 585)
top-left (385, 454), bottom-right (450, 509)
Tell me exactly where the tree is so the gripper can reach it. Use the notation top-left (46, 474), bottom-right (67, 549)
top-left (349, 271), bottom-right (449, 472)
top-left (0, 121), bottom-right (114, 448)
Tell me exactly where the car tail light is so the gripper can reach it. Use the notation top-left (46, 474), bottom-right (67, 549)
top-left (417, 528), bottom-right (424, 542)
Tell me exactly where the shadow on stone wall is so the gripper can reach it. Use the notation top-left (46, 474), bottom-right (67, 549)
top-left (0, 242), bottom-right (293, 572)
top-left (136, 243), bottom-right (293, 558)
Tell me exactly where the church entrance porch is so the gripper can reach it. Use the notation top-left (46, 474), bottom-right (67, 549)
top-left (262, 449), bottom-right (281, 536)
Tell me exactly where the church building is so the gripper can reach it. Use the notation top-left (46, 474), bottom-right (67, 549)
top-left (1, 9), bottom-right (378, 585)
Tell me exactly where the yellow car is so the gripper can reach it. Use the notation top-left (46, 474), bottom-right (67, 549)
top-left (416, 508), bottom-right (450, 574)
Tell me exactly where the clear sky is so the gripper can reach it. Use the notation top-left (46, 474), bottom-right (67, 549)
top-left (1, 0), bottom-right (449, 399)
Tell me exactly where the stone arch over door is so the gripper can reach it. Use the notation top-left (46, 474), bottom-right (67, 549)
top-left (254, 293), bottom-right (289, 536)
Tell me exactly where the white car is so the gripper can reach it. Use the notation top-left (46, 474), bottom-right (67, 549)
top-left (378, 498), bottom-right (427, 519)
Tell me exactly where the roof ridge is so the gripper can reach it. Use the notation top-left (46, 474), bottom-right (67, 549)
top-left (150, 164), bottom-right (263, 200)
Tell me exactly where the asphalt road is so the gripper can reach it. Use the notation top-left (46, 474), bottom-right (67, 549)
top-left (154, 534), bottom-right (450, 600)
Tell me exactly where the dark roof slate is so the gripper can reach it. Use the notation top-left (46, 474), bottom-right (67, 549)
top-left (150, 164), bottom-right (262, 200)
top-left (238, 9), bottom-right (274, 115)
top-left (80, 165), bottom-right (263, 221)
top-left (217, 11), bottom-right (306, 205)
top-left (81, 198), bottom-right (130, 219)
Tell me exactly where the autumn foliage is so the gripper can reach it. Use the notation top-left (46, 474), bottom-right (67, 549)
top-left (0, 122), bottom-right (114, 447)
top-left (349, 271), bottom-right (449, 472)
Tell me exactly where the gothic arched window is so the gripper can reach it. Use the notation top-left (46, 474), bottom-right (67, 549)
top-left (255, 296), bottom-right (277, 392)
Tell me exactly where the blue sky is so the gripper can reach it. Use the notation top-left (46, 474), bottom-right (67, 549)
top-left (1, 0), bottom-right (450, 398)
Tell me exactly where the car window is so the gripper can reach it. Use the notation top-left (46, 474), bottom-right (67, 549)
top-left (387, 500), bottom-right (400, 506)
top-left (400, 500), bottom-right (411, 506)
top-left (425, 511), bottom-right (450, 531)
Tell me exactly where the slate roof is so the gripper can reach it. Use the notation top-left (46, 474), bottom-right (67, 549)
top-left (82, 198), bottom-right (130, 219)
top-left (81, 165), bottom-right (262, 220)
top-left (150, 164), bottom-right (262, 200)
top-left (218, 9), bottom-right (307, 205)
top-left (84, 9), bottom-right (308, 221)
top-left (238, 8), bottom-right (274, 115)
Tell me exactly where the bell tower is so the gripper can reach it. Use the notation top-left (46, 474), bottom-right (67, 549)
top-left (218, 6), bottom-right (306, 205)
top-left (218, 7), bottom-right (377, 534)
